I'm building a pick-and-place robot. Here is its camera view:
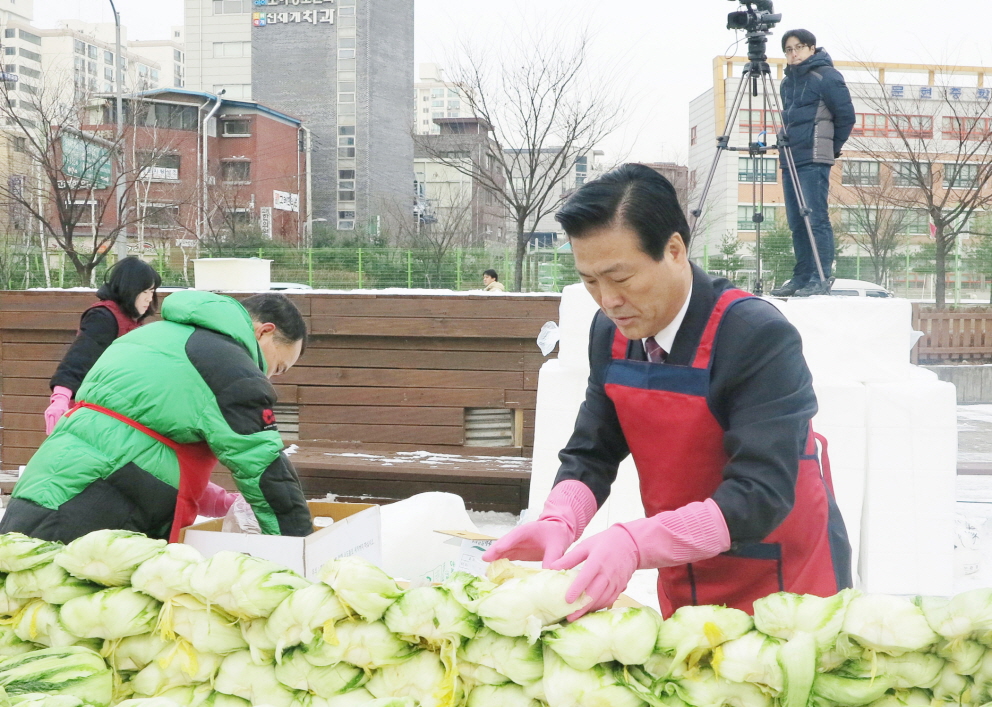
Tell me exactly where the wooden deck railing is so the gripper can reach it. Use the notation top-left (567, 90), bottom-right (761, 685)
top-left (912, 303), bottom-right (992, 363)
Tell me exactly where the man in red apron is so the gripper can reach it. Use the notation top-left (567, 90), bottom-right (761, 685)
top-left (485, 164), bottom-right (851, 618)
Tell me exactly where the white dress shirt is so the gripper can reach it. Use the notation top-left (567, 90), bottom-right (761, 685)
top-left (642, 282), bottom-right (692, 356)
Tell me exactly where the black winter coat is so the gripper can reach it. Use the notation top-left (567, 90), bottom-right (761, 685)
top-left (779, 49), bottom-right (856, 168)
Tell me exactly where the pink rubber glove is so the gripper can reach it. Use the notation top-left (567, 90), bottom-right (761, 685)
top-left (44, 386), bottom-right (73, 435)
top-left (550, 498), bottom-right (732, 620)
top-left (482, 479), bottom-right (598, 568)
top-left (198, 483), bottom-right (240, 517)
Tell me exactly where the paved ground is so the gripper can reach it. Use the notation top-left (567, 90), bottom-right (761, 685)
top-left (959, 404), bottom-right (992, 465)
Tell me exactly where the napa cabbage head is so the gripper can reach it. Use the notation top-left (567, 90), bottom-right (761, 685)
top-left (474, 569), bottom-right (591, 643)
top-left (458, 628), bottom-right (543, 687)
top-left (265, 583), bottom-right (348, 659)
top-left (189, 551), bottom-right (309, 620)
top-left (317, 557), bottom-right (402, 622)
top-left (655, 605), bottom-right (753, 676)
top-left (59, 587), bottom-right (160, 640)
top-left (130, 544), bottom-right (204, 602)
top-left (753, 590), bottom-right (856, 651)
top-left (54, 531), bottom-right (166, 587)
top-left (841, 595), bottom-right (938, 655)
top-left (0, 535), bottom-right (62, 573)
top-left (544, 606), bottom-right (662, 671)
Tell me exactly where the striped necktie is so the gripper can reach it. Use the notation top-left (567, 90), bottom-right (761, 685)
top-left (644, 337), bottom-right (667, 363)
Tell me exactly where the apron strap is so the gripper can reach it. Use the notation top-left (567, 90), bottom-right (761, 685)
top-left (691, 289), bottom-right (753, 369)
top-left (812, 431), bottom-right (835, 495)
top-left (67, 401), bottom-right (181, 451)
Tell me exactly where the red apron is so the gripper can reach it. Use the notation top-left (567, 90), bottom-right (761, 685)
top-left (81, 300), bottom-right (140, 337)
top-left (65, 402), bottom-right (216, 542)
top-left (603, 288), bottom-right (842, 616)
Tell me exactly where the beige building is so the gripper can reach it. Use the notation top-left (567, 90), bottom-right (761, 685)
top-left (413, 63), bottom-right (469, 135)
top-left (129, 28), bottom-right (185, 90)
top-left (688, 56), bottom-right (992, 262)
top-left (183, 0), bottom-right (252, 99)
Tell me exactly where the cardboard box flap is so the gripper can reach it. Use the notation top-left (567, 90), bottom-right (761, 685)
top-left (435, 530), bottom-right (497, 541)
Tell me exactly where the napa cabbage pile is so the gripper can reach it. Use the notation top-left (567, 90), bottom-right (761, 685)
top-left (0, 529), bottom-right (984, 707)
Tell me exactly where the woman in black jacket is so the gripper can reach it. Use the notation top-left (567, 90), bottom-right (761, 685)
top-left (45, 256), bottom-right (161, 433)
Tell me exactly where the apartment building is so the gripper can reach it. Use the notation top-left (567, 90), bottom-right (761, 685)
top-left (414, 63), bottom-right (470, 135)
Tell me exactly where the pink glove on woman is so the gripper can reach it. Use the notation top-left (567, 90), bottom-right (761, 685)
top-left (549, 498), bottom-right (732, 620)
top-left (198, 483), bottom-right (240, 517)
top-left (44, 386), bottom-right (73, 435)
top-left (482, 479), bottom-right (598, 568)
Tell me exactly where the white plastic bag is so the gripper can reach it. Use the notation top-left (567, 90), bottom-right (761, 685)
top-left (537, 321), bottom-right (560, 356)
top-left (222, 495), bottom-right (261, 534)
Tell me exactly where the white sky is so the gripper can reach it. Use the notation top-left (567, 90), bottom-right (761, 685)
top-left (35, 0), bottom-right (992, 164)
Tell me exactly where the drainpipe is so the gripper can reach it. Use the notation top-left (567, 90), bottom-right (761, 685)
top-left (302, 126), bottom-right (313, 249)
top-left (201, 90), bottom-right (224, 242)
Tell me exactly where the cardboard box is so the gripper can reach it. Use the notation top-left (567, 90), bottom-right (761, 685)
top-left (179, 501), bottom-right (380, 580)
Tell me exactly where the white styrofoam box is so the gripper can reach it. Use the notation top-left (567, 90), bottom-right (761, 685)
top-left (555, 283), bottom-right (600, 374)
top-left (180, 501), bottom-right (380, 581)
top-left (767, 296), bottom-right (914, 383)
top-left (378, 492), bottom-right (478, 583)
top-left (193, 258), bottom-right (272, 291)
top-left (811, 379), bottom-right (868, 584)
top-left (858, 378), bottom-right (957, 596)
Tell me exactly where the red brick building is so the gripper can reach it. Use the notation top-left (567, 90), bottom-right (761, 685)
top-left (79, 88), bottom-right (308, 250)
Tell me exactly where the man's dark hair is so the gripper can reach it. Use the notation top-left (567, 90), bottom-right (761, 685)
top-left (781, 29), bottom-right (816, 52)
top-left (554, 163), bottom-right (690, 260)
top-left (483, 269), bottom-right (498, 280)
top-left (242, 293), bottom-right (308, 353)
top-left (97, 256), bottom-right (162, 321)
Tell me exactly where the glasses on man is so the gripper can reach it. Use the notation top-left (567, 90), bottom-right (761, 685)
top-left (784, 44), bottom-right (808, 55)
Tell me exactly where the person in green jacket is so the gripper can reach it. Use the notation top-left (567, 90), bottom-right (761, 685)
top-left (1, 290), bottom-right (313, 543)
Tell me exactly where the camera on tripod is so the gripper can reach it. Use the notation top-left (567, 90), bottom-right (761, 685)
top-left (726, 0), bottom-right (782, 34)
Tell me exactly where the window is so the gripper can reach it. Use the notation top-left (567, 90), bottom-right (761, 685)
top-left (892, 162), bottom-right (930, 187)
top-left (942, 116), bottom-right (992, 140)
top-left (339, 48), bottom-right (355, 59)
top-left (221, 161), bottom-right (250, 182)
top-left (899, 209), bottom-right (929, 235)
top-left (339, 169), bottom-right (355, 179)
top-left (3, 48), bottom-right (13, 56)
top-left (18, 48), bottom-right (39, 63)
top-left (338, 93), bottom-right (355, 103)
top-left (143, 103), bottom-right (198, 131)
top-left (104, 50), bottom-right (113, 65)
top-left (339, 126), bottom-right (355, 136)
top-left (226, 208), bottom-right (252, 226)
top-left (87, 45), bottom-right (97, 59)
top-left (842, 161), bottom-right (880, 186)
top-left (738, 156), bottom-right (778, 183)
top-left (68, 201), bottom-right (99, 226)
top-left (690, 125), bottom-right (697, 146)
top-left (11, 136), bottom-right (26, 153)
top-left (738, 109), bottom-right (780, 133)
top-left (213, 0), bottom-right (252, 14)
top-left (145, 204), bottom-right (180, 227)
top-left (338, 180), bottom-right (355, 190)
top-left (104, 67), bottom-right (114, 81)
top-left (174, 49), bottom-right (182, 62)
top-left (221, 118), bottom-right (251, 136)
top-left (338, 190), bottom-right (356, 201)
top-left (87, 61), bottom-right (96, 75)
top-left (737, 205), bottom-right (780, 231)
top-left (18, 30), bottom-right (40, 46)
top-left (138, 152), bottom-right (181, 180)
top-left (448, 100), bottom-right (460, 109)
top-left (944, 163), bottom-right (980, 189)
top-left (213, 41), bottom-right (250, 58)
top-left (338, 147), bottom-right (356, 158)
top-left (851, 113), bottom-right (933, 139)
top-left (431, 88), bottom-right (444, 98)
top-left (74, 39), bottom-right (86, 55)
top-left (3, 29), bottom-right (13, 39)
top-left (338, 210), bottom-right (356, 220)
top-left (339, 82), bottom-right (355, 92)
top-left (338, 136), bottom-right (355, 147)
top-left (338, 220), bottom-right (355, 230)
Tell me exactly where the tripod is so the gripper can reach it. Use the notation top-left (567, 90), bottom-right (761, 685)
top-left (690, 28), bottom-right (830, 296)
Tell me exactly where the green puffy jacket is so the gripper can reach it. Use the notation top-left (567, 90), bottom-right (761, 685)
top-left (1, 290), bottom-right (312, 542)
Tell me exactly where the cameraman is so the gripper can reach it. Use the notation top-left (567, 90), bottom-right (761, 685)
top-left (771, 30), bottom-right (855, 298)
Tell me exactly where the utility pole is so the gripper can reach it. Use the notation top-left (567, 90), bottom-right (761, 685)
top-left (110, 0), bottom-right (126, 260)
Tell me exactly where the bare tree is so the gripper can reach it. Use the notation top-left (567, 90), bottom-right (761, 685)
top-left (846, 66), bottom-right (992, 306)
top-left (832, 169), bottom-right (911, 286)
top-left (0, 70), bottom-right (182, 284)
top-left (417, 34), bottom-right (623, 291)
top-left (385, 187), bottom-right (476, 286)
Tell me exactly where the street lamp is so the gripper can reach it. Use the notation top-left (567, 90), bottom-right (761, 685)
top-left (109, 0), bottom-right (126, 260)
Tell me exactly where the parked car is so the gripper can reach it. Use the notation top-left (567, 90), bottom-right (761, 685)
top-left (828, 278), bottom-right (895, 298)
top-left (269, 282), bottom-right (313, 291)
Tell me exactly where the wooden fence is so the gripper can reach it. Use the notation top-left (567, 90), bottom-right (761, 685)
top-left (0, 290), bottom-right (559, 472)
top-left (912, 304), bottom-right (992, 364)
